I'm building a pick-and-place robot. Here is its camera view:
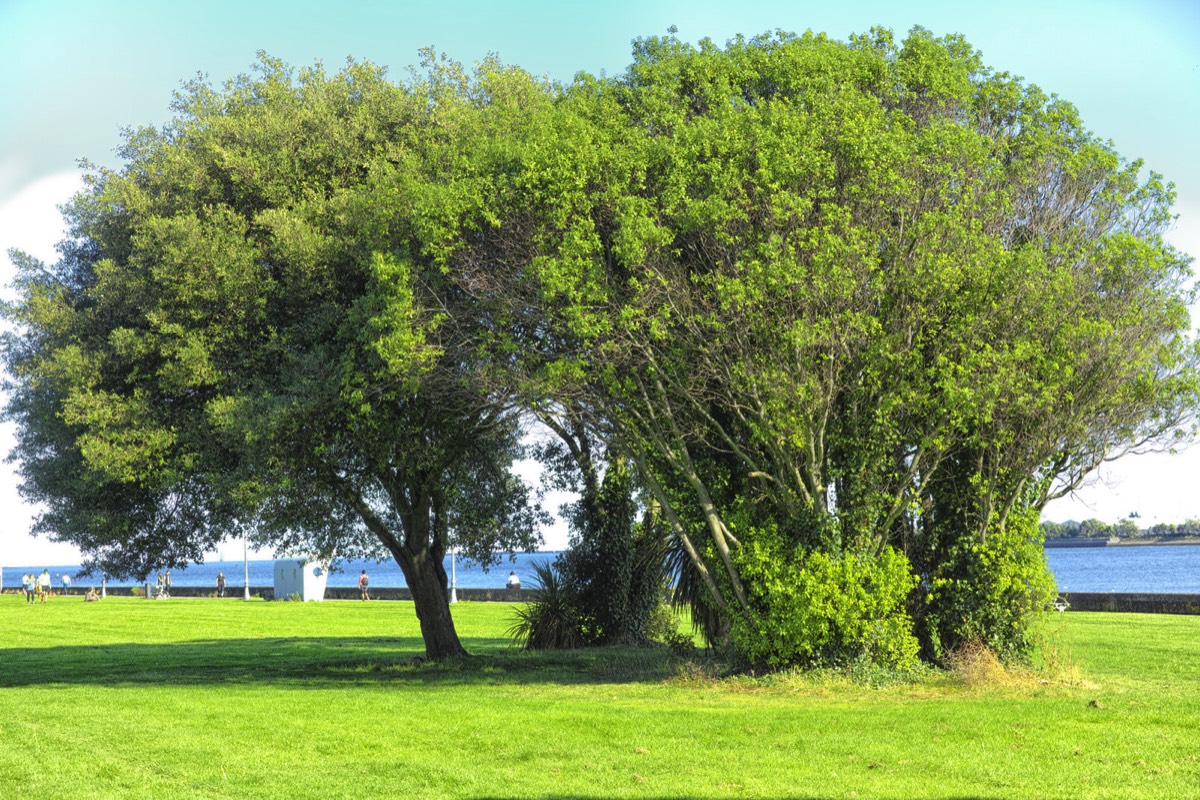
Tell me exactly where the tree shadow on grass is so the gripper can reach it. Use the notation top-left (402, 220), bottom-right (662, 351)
top-left (0, 636), bottom-right (686, 689)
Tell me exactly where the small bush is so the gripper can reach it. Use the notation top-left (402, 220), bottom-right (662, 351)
top-left (730, 539), bottom-right (920, 670)
top-left (669, 657), bottom-right (724, 684)
top-left (663, 630), bottom-right (698, 659)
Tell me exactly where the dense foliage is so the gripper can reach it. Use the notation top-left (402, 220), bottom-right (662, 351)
top-left (730, 538), bottom-right (920, 669)
top-left (5, 28), bottom-right (1196, 666)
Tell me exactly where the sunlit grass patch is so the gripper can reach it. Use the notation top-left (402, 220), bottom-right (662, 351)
top-left (2, 595), bottom-right (1198, 798)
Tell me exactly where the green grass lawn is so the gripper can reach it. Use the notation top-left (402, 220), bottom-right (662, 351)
top-left (1, 595), bottom-right (1197, 799)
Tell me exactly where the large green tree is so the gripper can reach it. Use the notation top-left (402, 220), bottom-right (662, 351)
top-left (2, 55), bottom-right (545, 659)
top-left (447, 28), bottom-right (1198, 664)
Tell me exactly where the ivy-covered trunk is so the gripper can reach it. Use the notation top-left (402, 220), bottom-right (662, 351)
top-left (555, 456), bottom-right (667, 646)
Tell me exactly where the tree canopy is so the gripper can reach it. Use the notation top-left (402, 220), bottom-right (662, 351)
top-left (4, 28), bottom-right (1196, 665)
top-left (2, 54), bottom-right (546, 659)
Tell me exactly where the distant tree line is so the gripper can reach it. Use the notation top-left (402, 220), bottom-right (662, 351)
top-left (1041, 518), bottom-right (1200, 540)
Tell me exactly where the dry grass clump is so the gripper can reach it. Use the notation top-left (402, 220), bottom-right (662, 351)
top-left (666, 657), bottom-right (727, 686)
top-left (944, 635), bottom-right (1095, 692)
top-left (945, 638), bottom-right (1023, 689)
top-left (663, 634), bottom-right (1092, 695)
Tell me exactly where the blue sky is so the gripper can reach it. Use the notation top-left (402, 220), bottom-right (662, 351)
top-left (1, 0), bottom-right (1198, 563)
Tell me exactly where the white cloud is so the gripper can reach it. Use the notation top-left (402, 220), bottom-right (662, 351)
top-left (0, 171), bottom-right (82, 269)
top-left (0, 171), bottom-right (85, 568)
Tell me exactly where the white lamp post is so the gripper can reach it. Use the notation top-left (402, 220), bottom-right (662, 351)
top-left (450, 546), bottom-right (458, 604)
top-left (243, 535), bottom-right (250, 601)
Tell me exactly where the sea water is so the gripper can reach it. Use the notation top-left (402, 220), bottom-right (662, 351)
top-left (6, 545), bottom-right (1200, 593)
top-left (1044, 544), bottom-right (1200, 593)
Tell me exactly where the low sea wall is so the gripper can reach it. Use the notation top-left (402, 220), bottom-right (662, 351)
top-left (1058, 592), bottom-right (1200, 615)
top-left (157, 588), bottom-right (1200, 613)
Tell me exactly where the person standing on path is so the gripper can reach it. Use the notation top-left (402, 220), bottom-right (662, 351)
top-left (61, 573), bottom-right (72, 596)
top-left (164, 570), bottom-right (172, 598)
top-left (358, 569), bottom-right (370, 601)
top-left (216, 571), bottom-right (226, 598)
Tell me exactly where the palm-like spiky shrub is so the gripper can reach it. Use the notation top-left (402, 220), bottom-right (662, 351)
top-left (508, 560), bottom-right (586, 650)
top-left (666, 537), bottom-right (726, 650)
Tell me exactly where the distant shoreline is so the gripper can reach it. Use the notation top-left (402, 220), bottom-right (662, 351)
top-left (1044, 537), bottom-right (1200, 548)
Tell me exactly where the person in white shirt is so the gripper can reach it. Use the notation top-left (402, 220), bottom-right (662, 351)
top-left (506, 571), bottom-right (521, 590)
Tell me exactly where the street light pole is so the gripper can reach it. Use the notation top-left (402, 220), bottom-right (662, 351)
top-left (243, 535), bottom-right (250, 601)
top-left (450, 547), bottom-right (458, 604)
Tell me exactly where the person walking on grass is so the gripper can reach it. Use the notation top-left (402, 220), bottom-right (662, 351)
top-left (358, 569), bottom-right (370, 601)
top-left (22, 573), bottom-right (34, 604)
top-left (38, 569), bottom-right (51, 602)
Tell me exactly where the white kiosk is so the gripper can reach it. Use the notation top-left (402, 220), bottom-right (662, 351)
top-left (272, 558), bottom-right (330, 602)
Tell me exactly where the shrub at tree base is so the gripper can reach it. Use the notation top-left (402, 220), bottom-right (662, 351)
top-left (553, 458), bottom-right (668, 646)
top-left (921, 510), bottom-right (1057, 663)
top-left (731, 539), bottom-right (920, 670)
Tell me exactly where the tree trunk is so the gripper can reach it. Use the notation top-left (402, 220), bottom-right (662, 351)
top-left (343, 475), bottom-right (469, 660)
top-left (397, 549), bottom-right (468, 660)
